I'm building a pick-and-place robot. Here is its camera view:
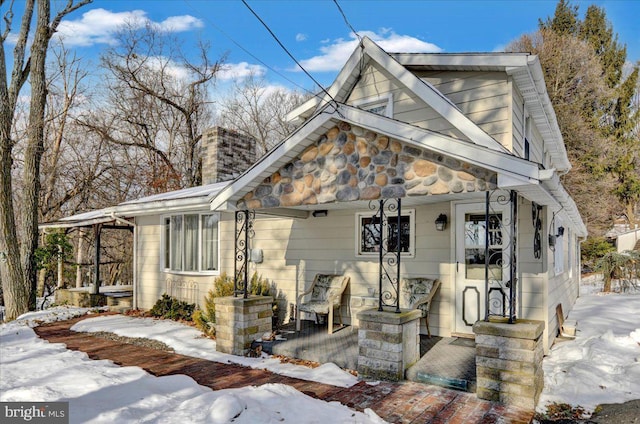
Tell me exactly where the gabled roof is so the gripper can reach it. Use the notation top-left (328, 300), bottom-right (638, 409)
top-left (288, 39), bottom-right (571, 172)
top-left (287, 37), bottom-right (508, 154)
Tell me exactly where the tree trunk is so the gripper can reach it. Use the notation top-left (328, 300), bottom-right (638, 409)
top-left (21, 0), bottom-right (51, 311)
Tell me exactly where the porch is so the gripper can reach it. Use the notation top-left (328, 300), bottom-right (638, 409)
top-left (254, 319), bottom-right (477, 393)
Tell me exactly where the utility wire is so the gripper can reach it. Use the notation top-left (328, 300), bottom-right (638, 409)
top-left (241, 0), bottom-right (340, 113)
top-left (333, 0), bottom-right (361, 43)
top-left (183, 0), bottom-right (308, 92)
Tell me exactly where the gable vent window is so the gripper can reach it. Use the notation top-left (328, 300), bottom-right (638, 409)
top-left (353, 94), bottom-right (393, 118)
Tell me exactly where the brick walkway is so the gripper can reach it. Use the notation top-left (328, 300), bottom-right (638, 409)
top-left (33, 316), bottom-right (533, 424)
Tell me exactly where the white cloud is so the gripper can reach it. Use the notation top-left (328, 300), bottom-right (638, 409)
top-left (295, 33), bottom-right (307, 42)
top-left (217, 62), bottom-right (266, 81)
top-left (155, 15), bottom-right (204, 32)
top-left (53, 8), bottom-right (203, 47)
top-left (295, 30), bottom-right (442, 72)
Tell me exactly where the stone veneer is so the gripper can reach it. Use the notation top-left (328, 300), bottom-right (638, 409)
top-left (238, 122), bottom-right (497, 209)
top-left (357, 308), bottom-right (422, 381)
top-left (214, 295), bottom-right (273, 356)
top-left (473, 319), bottom-right (544, 410)
top-left (202, 127), bottom-right (256, 184)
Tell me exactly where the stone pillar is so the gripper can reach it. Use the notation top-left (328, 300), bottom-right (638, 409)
top-left (473, 319), bottom-right (544, 410)
top-left (214, 295), bottom-right (273, 356)
top-left (357, 308), bottom-right (422, 381)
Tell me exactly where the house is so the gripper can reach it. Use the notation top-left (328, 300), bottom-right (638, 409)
top-left (42, 37), bottom-right (586, 355)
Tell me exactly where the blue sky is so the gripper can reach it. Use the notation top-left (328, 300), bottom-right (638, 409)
top-left (8, 0), bottom-right (640, 91)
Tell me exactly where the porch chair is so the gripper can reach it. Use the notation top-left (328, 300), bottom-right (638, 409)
top-left (401, 277), bottom-right (441, 338)
top-left (296, 274), bottom-right (350, 334)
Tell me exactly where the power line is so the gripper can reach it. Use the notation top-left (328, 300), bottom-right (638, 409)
top-left (333, 0), bottom-right (361, 43)
top-left (183, 0), bottom-right (317, 97)
top-left (241, 0), bottom-right (339, 112)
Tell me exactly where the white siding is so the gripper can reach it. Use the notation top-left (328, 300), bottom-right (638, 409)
top-left (135, 213), bottom-right (233, 310)
top-left (234, 203), bottom-right (453, 337)
top-left (544, 208), bottom-right (579, 352)
top-left (512, 86), bottom-right (525, 157)
top-left (416, 70), bottom-right (512, 148)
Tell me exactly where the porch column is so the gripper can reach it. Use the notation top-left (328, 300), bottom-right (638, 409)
top-left (234, 210), bottom-right (254, 298)
top-left (214, 295), bottom-right (273, 356)
top-left (357, 308), bottom-right (421, 381)
top-left (92, 223), bottom-right (102, 295)
top-left (473, 319), bottom-right (544, 409)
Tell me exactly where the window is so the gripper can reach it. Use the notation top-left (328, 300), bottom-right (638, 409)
top-left (524, 116), bottom-right (531, 160)
top-left (356, 209), bottom-right (414, 257)
top-left (163, 213), bottom-right (219, 273)
top-left (554, 218), bottom-right (564, 276)
top-left (464, 213), bottom-right (503, 280)
top-left (353, 94), bottom-right (393, 118)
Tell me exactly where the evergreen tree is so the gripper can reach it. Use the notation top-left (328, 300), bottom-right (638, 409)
top-left (580, 5), bottom-right (627, 88)
top-left (539, 0), bottom-right (579, 35)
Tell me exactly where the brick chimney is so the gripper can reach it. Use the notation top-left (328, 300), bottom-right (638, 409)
top-left (201, 127), bottom-right (257, 184)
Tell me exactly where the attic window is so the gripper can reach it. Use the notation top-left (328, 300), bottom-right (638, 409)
top-left (353, 94), bottom-right (393, 118)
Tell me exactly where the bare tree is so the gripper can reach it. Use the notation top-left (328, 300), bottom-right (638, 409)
top-left (80, 23), bottom-right (222, 192)
top-left (218, 72), bottom-right (310, 155)
top-left (1, 0), bottom-right (92, 320)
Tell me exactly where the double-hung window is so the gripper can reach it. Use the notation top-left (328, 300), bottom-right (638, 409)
top-left (163, 213), bottom-right (219, 273)
top-left (356, 210), bottom-right (415, 257)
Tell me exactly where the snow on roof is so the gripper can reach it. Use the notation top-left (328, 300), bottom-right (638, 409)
top-left (39, 181), bottom-right (231, 229)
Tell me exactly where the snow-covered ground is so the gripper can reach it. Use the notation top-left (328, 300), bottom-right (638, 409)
top-left (0, 308), bottom-right (382, 424)
top-left (537, 275), bottom-right (640, 414)
top-left (70, 314), bottom-right (358, 388)
top-left (1, 274), bottom-right (638, 422)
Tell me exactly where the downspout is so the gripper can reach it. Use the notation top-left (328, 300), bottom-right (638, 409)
top-left (110, 213), bottom-right (138, 309)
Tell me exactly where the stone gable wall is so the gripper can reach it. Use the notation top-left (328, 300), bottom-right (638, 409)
top-left (238, 122), bottom-right (496, 209)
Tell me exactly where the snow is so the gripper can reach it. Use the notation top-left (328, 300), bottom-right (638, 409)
top-left (0, 307), bottom-right (383, 424)
top-left (70, 315), bottom-right (358, 388)
top-left (2, 274), bottom-right (638, 421)
top-left (537, 275), bottom-right (640, 413)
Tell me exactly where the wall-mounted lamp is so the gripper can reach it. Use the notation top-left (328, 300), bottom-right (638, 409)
top-left (435, 214), bottom-right (448, 231)
top-left (312, 210), bottom-right (328, 218)
top-left (556, 226), bottom-right (565, 237)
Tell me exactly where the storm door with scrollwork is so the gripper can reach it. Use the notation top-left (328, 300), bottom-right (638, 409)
top-left (454, 197), bottom-right (513, 334)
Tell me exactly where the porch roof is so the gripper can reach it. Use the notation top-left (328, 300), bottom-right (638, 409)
top-left (209, 102), bottom-right (587, 236)
top-left (38, 182), bottom-right (229, 230)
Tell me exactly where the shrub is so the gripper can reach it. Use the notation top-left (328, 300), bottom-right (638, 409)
top-left (149, 294), bottom-right (195, 321)
top-left (581, 237), bottom-right (615, 270)
top-left (193, 272), bottom-right (279, 337)
top-left (595, 251), bottom-right (640, 292)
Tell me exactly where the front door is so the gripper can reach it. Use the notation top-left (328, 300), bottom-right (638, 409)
top-left (454, 202), bottom-right (511, 335)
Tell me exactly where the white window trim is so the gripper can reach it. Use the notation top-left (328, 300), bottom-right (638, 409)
top-left (352, 94), bottom-right (394, 118)
top-left (161, 212), bottom-right (221, 276)
top-left (355, 209), bottom-right (415, 258)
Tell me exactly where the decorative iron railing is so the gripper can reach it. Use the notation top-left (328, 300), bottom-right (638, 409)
top-left (484, 189), bottom-right (518, 323)
top-left (368, 198), bottom-right (402, 313)
top-left (234, 210), bottom-right (255, 298)
top-left (166, 278), bottom-right (198, 305)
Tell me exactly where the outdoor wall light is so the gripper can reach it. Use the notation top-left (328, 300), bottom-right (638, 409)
top-left (556, 226), bottom-right (565, 237)
top-left (312, 210), bottom-right (328, 218)
top-left (435, 214), bottom-right (448, 231)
